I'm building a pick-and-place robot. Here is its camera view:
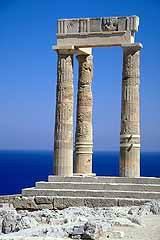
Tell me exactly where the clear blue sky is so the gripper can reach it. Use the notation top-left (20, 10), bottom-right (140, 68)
top-left (0, 0), bottom-right (160, 151)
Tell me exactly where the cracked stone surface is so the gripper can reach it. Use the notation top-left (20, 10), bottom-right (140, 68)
top-left (0, 201), bottom-right (160, 239)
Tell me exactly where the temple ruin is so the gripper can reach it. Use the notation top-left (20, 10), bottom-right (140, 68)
top-left (53, 16), bottom-right (142, 177)
top-left (19, 17), bottom-right (160, 209)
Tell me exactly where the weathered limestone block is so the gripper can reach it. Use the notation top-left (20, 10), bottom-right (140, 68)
top-left (12, 196), bottom-right (54, 210)
top-left (54, 51), bottom-right (74, 176)
top-left (53, 197), bottom-right (64, 209)
top-left (118, 198), bottom-right (134, 207)
top-left (0, 195), bottom-right (20, 204)
top-left (35, 196), bottom-right (53, 205)
top-left (84, 198), bottom-right (118, 208)
top-left (63, 197), bottom-right (84, 208)
top-left (12, 197), bottom-right (37, 210)
top-left (133, 199), bottom-right (150, 206)
top-left (75, 54), bottom-right (93, 175)
top-left (36, 204), bottom-right (53, 210)
top-left (120, 43), bottom-right (142, 177)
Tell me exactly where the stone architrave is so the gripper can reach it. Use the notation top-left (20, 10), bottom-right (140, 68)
top-left (75, 54), bottom-right (93, 174)
top-left (54, 51), bottom-right (74, 176)
top-left (120, 43), bottom-right (142, 177)
top-left (56, 16), bottom-right (139, 47)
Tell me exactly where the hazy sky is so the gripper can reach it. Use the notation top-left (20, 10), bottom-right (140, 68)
top-left (0, 0), bottom-right (160, 151)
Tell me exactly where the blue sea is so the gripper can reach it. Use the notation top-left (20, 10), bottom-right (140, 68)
top-left (0, 151), bottom-right (160, 195)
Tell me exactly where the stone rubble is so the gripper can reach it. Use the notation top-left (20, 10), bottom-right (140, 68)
top-left (0, 200), bottom-right (159, 239)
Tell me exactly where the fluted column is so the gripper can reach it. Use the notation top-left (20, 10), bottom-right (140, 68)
top-left (75, 54), bottom-right (93, 175)
top-left (120, 43), bottom-right (142, 177)
top-left (54, 51), bottom-right (73, 176)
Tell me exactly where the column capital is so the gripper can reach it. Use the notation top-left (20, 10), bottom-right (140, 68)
top-left (121, 42), bottom-right (143, 53)
top-left (53, 45), bottom-right (92, 55)
top-left (76, 53), bottom-right (93, 61)
top-left (76, 48), bottom-right (92, 56)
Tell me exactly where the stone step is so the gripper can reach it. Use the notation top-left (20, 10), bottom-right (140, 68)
top-left (12, 195), bottom-right (156, 209)
top-left (36, 181), bottom-right (160, 192)
top-left (47, 196), bottom-right (156, 208)
top-left (48, 175), bottom-right (160, 184)
top-left (22, 188), bottom-right (160, 199)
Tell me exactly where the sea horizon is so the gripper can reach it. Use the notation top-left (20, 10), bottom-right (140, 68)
top-left (0, 150), bottom-right (160, 195)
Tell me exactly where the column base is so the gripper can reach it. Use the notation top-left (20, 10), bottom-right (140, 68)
top-left (74, 173), bottom-right (96, 177)
top-left (120, 147), bottom-right (140, 178)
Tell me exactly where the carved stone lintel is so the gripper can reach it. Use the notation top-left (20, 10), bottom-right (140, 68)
top-left (57, 16), bottom-right (139, 35)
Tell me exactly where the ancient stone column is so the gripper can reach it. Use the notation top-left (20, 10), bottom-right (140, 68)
top-left (75, 54), bottom-right (93, 175)
top-left (120, 43), bottom-right (142, 177)
top-left (54, 51), bottom-right (74, 176)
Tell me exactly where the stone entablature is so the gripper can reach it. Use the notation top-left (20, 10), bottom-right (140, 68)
top-left (57, 16), bottom-right (139, 35)
top-left (56, 16), bottom-right (139, 48)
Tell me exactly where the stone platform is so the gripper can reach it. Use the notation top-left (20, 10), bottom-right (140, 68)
top-left (10, 176), bottom-right (159, 210)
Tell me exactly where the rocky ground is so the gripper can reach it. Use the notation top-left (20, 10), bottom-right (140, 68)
top-left (0, 201), bottom-right (160, 240)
